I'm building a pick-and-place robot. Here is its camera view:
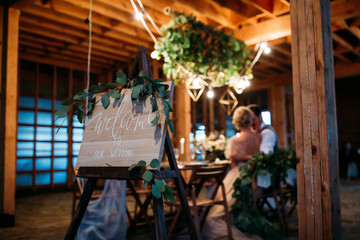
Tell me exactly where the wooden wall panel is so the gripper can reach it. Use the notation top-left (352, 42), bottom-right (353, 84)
top-left (290, 0), bottom-right (341, 239)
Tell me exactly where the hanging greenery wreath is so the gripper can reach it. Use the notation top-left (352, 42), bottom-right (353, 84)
top-left (55, 71), bottom-right (176, 203)
top-left (153, 14), bottom-right (251, 87)
top-left (232, 148), bottom-right (297, 240)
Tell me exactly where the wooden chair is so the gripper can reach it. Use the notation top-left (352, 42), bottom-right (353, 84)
top-left (126, 180), bottom-right (155, 236)
top-left (71, 165), bottom-right (103, 217)
top-left (252, 179), bottom-right (289, 234)
top-left (168, 163), bottom-right (233, 240)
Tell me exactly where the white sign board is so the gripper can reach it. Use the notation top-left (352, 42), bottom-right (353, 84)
top-left (75, 82), bottom-right (173, 169)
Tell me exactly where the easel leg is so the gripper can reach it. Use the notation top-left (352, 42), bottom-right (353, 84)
top-left (152, 196), bottom-right (167, 240)
top-left (64, 178), bottom-right (98, 240)
top-left (164, 133), bottom-right (198, 240)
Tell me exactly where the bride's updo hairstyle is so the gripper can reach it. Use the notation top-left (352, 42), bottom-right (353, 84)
top-left (232, 106), bottom-right (253, 130)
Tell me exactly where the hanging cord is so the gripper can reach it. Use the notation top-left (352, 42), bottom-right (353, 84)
top-left (85, 0), bottom-right (93, 123)
top-left (136, 0), bottom-right (163, 36)
top-left (130, 0), bottom-right (159, 43)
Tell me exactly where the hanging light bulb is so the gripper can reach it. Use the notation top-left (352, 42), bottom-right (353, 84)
top-left (135, 11), bottom-right (143, 20)
top-left (260, 42), bottom-right (268, 49)
top-left (264, 47), bottom-right (271, 54)
top-left (207, 87), bottom-right (214, 98)
top-left (150, 50), bottom-right (158, 59)
top-left (192, 77), bottom-right (202, 89)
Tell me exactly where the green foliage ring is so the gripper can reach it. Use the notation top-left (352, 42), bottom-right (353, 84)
top-left (154, 14), bottom-right (251, 87)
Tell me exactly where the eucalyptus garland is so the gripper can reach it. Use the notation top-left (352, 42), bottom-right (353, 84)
top-left (55, 71), bottom-right (174, 134)
top-left (232, 148), bottom-right (297, 240)
top-left (153, 14), bottom-right (251, 87)
top-left (55, 71), bottom-right (176, 202)
top-left (129, 159), bottom-right (176, 203)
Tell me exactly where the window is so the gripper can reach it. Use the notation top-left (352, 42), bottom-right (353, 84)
top-left (16, 61), bottom-right (98, 190)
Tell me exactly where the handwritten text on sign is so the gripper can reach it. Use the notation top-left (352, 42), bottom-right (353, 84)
top-left (75, 82), bottom-right (173, 169)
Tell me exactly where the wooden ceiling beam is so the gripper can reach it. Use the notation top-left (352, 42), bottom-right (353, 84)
top-left (19, 52), bottom-right (105, 73)
top-left (20, 15), bottom-right (145, 52)
top-left (22, 47), bottom-right (111, 69)
top-left (19, 32), bottom-right (67, 48)
top-left (257, 57), bottom-right (291, 73)
top-left (20, 23), bottom-right (80, 44)
top-left (8, 0), bottom-right (37, 9)
top-left (235, 0), bottom-right (360, 45)
top-left (61, 0), bottom-right (163, 36)
top-left (35, 0), bottom-right (154, 47)
top-left (332, 33), bottom-right (360, 56)
top-left (19, 40), bottom-right (118, 65)
top-left (240, 0), bottom-right (276, 18)
top-left (95, 0), bottom-right (170, 27)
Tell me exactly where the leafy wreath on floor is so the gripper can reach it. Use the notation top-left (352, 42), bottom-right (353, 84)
top-left (55, 71), bottom-right (176, 203)
top-left (232, 148), bottom-right (297, 240)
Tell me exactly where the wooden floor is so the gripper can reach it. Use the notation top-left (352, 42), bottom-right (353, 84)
top-left (0, 181), bottom-right (359, 240)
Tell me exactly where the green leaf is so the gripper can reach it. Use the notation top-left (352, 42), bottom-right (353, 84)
top-left (151, 114), bottom-right (159, 126)
top-left (164, 187), bottom-right (176, 203)
top-left (116, 72), bottom-right (127, 85)
top-left (167, 119), bottom-right (174, 134)
top-left (73, 101), bottom-right (84, 111)
top-left (150, 97), bottom-right (158, 112)
top-left (138, 70), bottom-right (144, 77)
top-left (150, 159), bottom-right (160, 168)
top-left (137, 160), bottom-right (146, 167)
top-left (77, 110), bottom-right (84, 124)
top-left (144, 180), bottom-right (147, 189)
top-left (165, 184), bottom-right (175, 194)
top-left (55, 105), bottom-right (70, 118)
top-left (154, 179), bottom-right (165, 192)
top-left (101, 94), bottom-right (110, 109)
top-left (110, 89), bottom-right (121, 99)
top-left (131, 84), bottom-right (143, 99)
top-left (107, 83), bottom-right (117, 89)
top-left (74, 90), bottom-right (88, 100)
top-left (151, 183), bottom-right (161, 198)
top-left (128, 163), bottom-right (137, 171)
top-left (89, 85), bottom-right (101, 93)
top-left (165, 101), bottom-right (173, 112)
top-left (60, 98), bottom-right (74, 106)
top-left (143, 170), bottom-right (153, 181)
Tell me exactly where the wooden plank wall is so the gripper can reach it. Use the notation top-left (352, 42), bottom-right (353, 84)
top-left (0, 6), bottom-right (19, 227)
top-left (290, 0), bottom-right (341, 239)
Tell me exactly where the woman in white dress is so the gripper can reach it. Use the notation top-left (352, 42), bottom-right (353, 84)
top-left (203, 106), bottom-right (261, 239)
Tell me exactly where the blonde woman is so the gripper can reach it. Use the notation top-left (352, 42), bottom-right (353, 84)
top-left (203, 106), bottom-right (261, 240)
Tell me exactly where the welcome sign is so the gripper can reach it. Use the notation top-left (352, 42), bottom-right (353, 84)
top-left (75, 82), bottom-right (174, 169)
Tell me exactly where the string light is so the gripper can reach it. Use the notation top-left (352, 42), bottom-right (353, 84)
top-left (264, 47), bottom-right (271, 54)
top-left (135, 11), bottom-right (143, 20)
top-left (207, 87), bottom-right (214, 98)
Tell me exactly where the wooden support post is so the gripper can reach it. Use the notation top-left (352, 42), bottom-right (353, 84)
top-left (202, 95), bottom-right (208, 134)
top-left (0, 6), bottom-right (19, 227)
top-left (174, 80), bottom-right (191, 162)
top-left (269, 85), bottom-right (288, 148)
top-left (290, 0), bottom-right (341, 239)
top-left (209, 97), bottom-right (214, 133)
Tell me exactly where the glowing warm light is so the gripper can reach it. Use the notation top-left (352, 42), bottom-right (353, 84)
top-left (260, 42), bottom-right (268, 49)
top-left (207, 88), bottom-right (214, 98)
top-left (264, 47), bottom-right (271, 54)
top-left (135, 12), bottom-right (143, 20)
top-left (150, 51), bottom-right (158, 59)
top-left (192, 77), bottom-right (202, 89)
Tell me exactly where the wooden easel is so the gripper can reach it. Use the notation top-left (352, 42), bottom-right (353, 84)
top-left (64, 46), bottom-right (198, 240)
